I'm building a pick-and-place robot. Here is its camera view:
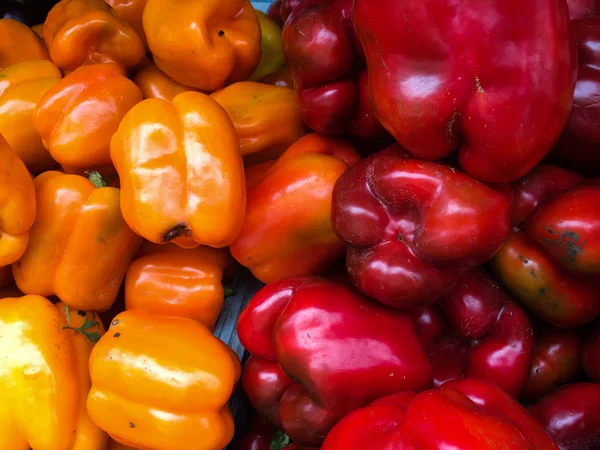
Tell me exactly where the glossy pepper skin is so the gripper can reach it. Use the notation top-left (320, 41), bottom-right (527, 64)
top-left (125, 243), bottom-right (236, 331)
top-left (251, 12), bottom-right (285, 81)
top-left (582, 322), bottom-right (600, 382)
top-left (237, 277), bottom-right (433, 445)
top-left (211, 82), bottom-right (307, 164)
top-left (0, 18), bottom-right (48, 69)
top-left (231, 133), bottom-right (360, 283)
top-left (44, 0), bottom-right (145, 72)
top-left (88, 309), bottom-right (242, 450)
top-left (104, 0), bottom-right (148, 47)
top-left (331, 145), bottom-right (512, 310)
top-left (34, 63), bottom-right (142, 173)
top-left (111, 92), bottom-right (246, 248)
top-left (0, 59), bottom-right (61, 173)
top-left (13, 171), bottom-right (143, 312)
top-left (283, 0), bottom-right (384, 137)
top-left (529, 383), bottom-right (600, 450)
top-left (414, 268), bottom-right (533, 397)
top-left (143, 0), bottom-right (261, 91)
top-left (0, 135), bottom-right (36, 267)
top-left (133, 59), bottom-right (196, 102)
top-left (322, 378), bottom-right (559, 450)
top-left (354, 0), bottom-right (576, 183)
top-left (0, 295), bottom-right (108, 450)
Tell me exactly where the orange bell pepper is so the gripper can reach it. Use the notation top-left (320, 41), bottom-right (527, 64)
top-left (211, 81), bottom-right (307, 164)
top-left (87, 309), bottom-right (242, 450)
top-left (0, 60), bottom-right (61, 173)
top-left (32, 24), bottom-right (45, 39)
top-left (143, 0), bottom-right (262, 91)
top-left (104, 0), bottom-right (148, 48)
top-left (44, 0), bottom-right (145, 72)
top-left (0, 135), bottom-right (36, 268)
top-left (108, 439), bottom-right (137, 450)
top-left (0, 19), bottom-right (49, 69)
top-left (230, 133), bottom-right (361, 283)
top-left (34, 63), bottom-right (142, 173)
top-left (125, 243), bottom-right (236, 330)
top-left (111, 92), bottom-right (246, 248)
top-left (0, 295), bottom-right (108, 450)
top-left (133, 59), bottom-right (196, 102)
top-left (12, 171), bottom-right (143, 312)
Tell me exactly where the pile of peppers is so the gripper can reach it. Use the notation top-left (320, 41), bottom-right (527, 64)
top-left (0, 0), bottom-right (599, 449)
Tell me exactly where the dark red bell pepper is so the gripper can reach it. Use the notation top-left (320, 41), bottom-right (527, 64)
top-left (237, 276), bottom-right (432, 446)
top-left (582, 322), bottom-right (600, 382)
top-left (282, 0), bottom-right (385, 137)
top-left (322, 378), bottom-right (559, 450)
top-left (331, 145), bottom-right (512, 310)
top-left (529, 383), bottom-right (600, 450)
top-left (353, 0), bottom-right (577, 183)
top-left (236, 418), bottom-right (279, 450)
top-left (567, 0), bottom-right (600, 18)
top-left (267, 0), bottom-right (284, 26)
top-left (413, 268), bottom-right (533, 397)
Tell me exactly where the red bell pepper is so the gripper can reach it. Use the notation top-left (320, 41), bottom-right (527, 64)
top-left (353, 0), bottom-right (577, 183)
top-left (529, 383), bottom-right (600, 450)
top-left (282, 0), bottom-right (384, 137)
top-left (582, 322), bottom-right (600, 382)
top-left (331, 145), bottom-right (512, 310)
top-left (322, 378), bottom-right (559, 450)
top-left (237, 276), bottom-right (432, 446)
top-left (267, 0), bottom-right (284, 26)
top-left (567, 0), bottom-right (600, 19)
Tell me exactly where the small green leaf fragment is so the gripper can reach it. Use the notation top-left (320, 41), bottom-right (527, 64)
top-left (270, 431), bottom-right (291, 450)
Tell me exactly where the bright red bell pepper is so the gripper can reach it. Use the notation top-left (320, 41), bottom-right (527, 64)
top-left (582, 322), bottom-right (600, 382)
top-left (567, 0), bottom-right (600, 19)
top-left (353, 0), bottom-right (577, 183)
top-left (331, 145), bottom-right (512, 310)
top-left (237, 276), bottom-right (432, 446)
top-left (322, 378), bottom-right (559, 450)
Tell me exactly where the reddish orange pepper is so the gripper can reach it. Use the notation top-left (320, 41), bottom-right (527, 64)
top-left (104, 0), bottom-right (148, 47)
top-left (44, 0), bottom-right (145, 72)
top-left (230, 133), bottom-right (361, 283)
top-left (143, 0), bottom-right (261, 91)
top-left (111, 92), bottom-right (246, 248)
top-left (13, 171), bottom-right (143, 312)
top-left (88, 310), bottom-right (241, 450)
top-left (34, 63), bottom-right (142, 173)
top-left (133, 59), bottom-right (197, 102)
top-left (0, 19), bottom-right (49, 69)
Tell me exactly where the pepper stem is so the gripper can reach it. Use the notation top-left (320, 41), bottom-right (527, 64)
top-left (85, 170), bottom-right (108, 188)
top-left (61, 304), bottom-right (102, 344)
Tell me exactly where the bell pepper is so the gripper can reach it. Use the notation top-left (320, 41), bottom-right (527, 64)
top-left (331, 144), bottom-right (513, 310)
top-left (267, 0), bottom-right (283, 26)
top-left (104, 0), bottom-right (148, 47)
top-left (237, 277), bottom-right (432, 445)
top-left (354, 0), bottom-right (577, 183)
top-left (12, 171), bottom-right (143, 312)
top-left (0, 295), bottom-right (108, 449)
top-left (125, 242), bottom-right (236, 330)
top-left (143, 0), bottom-right (261, 91)
top-left (34, 63), bottom-right (142, 174)
top-left (491, 182), bottom-right (600, 328)
top-left (211, 82), bottom-right (307, 164)
top-left (230, 133), bottom-right (360, 283)
top-left (108, 439), bottom-right (136, 450)
top-left (567, 0), bottom-right (600, 18)
top-left (236, 418), bottom-right (280, 450)
top-left (322, 378), bottom-right (559, 450)
top-left (529, 383), bottom-right (600, 450)
top-left (280, 0), bottom-right (302, 24)
top-left (111, 92), bottom-right (246, 248)
top-left (413, 268), bottom-right (533, 397)
top-left (0, 18), bottom-right (48, 69)
top-left (0, 135), bottom-right (36, 267)
top-left (0, 59), bottom-right (61, 173)
top-left (582, 322), bottom-right (600, 382)
top-left (251, 12), bottom-right (285, 82)
top-left (44, 0), bottom-right (145, 72)
top-left (282, 0), bottom-right (384, 137)
top-left (133, 58), bottom-right (197, 102)
top-left (87, 309), bottom-right (242, 450)
top-left (0, 266), bottom-right (13, 288)
top-left (260, 68), bottom-right (293, 89)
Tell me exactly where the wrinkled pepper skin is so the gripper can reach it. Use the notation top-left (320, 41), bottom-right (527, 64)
top-left (0, 18), bottom-right (48, 69)
top-left (0, 59), bottom-right (61, 173)
top-left (111, 92), bottom-right (246, 248)
top-left (133, 59), bottom-right (196, 102)
top-left (568, 0), bottom-right (600, 18)
top-left (251, 12), bottom-right (285, 81)
top-left (104, 0), bottom-right (148, 47)
top-left (0, 295), bottom-right (108, 450)
top-left (88, 309), bottom-right (241, 450)
top-left (143, 0), bottom-right (261, 91)
top-left (231, 134), bottom-right (360, 283)
top-left (322, 378), bottom-right (559, 450)
top-left (211, 82), bottom-right (307, 164)
top-left (582, 322), bottom-right (600, 382)
top-left (0, 136), bottom-right (36, 267)
top-left (529, 383), bottom-right (600, 450)
top-left (13, 171), bottom-right (143, 312)
top-left (331, 145), bottom-right (512, 310)
top-left (354, 0), bottom-right (577, 183)
top-left (34, 63), bottom-right (142, 173)
top-left (491, 183), bottom-right (600, 327)
top-left (125, 243), bottom-right (236, 330)
top-left (414, 268), bottom-right (533, 397)
top-left (237, 277), bottom-right (433, 445)
top-left (283, 0), bottom-right (384, 137)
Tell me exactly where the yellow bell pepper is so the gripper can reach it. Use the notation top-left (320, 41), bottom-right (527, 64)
top-left (250, 11), bottom-right (285, 81)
